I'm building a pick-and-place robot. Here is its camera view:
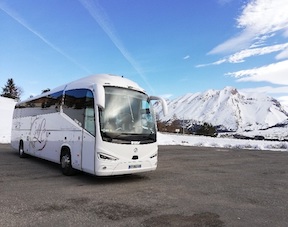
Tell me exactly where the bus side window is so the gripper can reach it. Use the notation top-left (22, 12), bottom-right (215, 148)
top-left (46, 91), bottom-right (63, 111)
top-left (63, 89), bottom-right (95, 136)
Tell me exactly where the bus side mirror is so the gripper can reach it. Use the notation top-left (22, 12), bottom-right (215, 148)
top-left (93, 84), bottom-right (105, 109)
top-left (150, 96), bottom-right (168, 116)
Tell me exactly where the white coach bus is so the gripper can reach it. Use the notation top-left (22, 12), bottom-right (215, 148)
top-left (11, 74), bottom-right (167, 176)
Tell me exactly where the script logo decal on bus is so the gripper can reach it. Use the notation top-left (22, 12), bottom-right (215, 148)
top-left (30, 117), bottom-right (48, 151)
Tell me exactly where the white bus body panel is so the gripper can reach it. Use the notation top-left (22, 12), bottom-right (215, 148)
top-left (82, 130), bottom-right (95, 174)
top-left (11, 112), bottom-right (84, 169)
top-left (11, 74), bottom-right (164, 176)
top-left (95, 142), bottom-right (158, 176)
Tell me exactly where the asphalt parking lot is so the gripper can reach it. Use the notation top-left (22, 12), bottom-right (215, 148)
top-left (1, 144), bottom-right (288, 227)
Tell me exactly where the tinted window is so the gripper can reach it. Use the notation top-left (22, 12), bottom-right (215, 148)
top-left (63, 89), bottom-right (95, 135)
top-left (14, 91), bottom-right (63, 118)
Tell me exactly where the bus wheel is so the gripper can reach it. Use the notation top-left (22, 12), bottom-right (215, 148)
top-left (19, 141), bottom-right (27, 158)
top-left (60, 150), bottom-right (75, 176)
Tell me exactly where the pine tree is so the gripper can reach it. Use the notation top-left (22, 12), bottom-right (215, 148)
top-left (196, 122), bottom-right (218, 137)
top-left (1, 78), bottom-right (23, 101)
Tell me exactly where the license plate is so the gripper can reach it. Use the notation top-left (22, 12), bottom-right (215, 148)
top-left (129, 164), bottom-right (141, 169)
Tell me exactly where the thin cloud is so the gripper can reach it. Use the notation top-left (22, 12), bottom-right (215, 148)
top-left (237, 0), bottom-right (288, 35)
top-left (183, 55), bottom-right (190, 60)
top-left (0, 2), bottom-right (91, 74)
top-left (226, 60), bottom-right (288, 85)
top-left (196, 59), bottom-right (226, 68)
top-left (209, 31), bottom-right (254, 55)
top-left (228, 43), bottom-right (288, 63)
top-left (240, 86), bottom-right (288, 94)
top-left (199, 42), bottom-right (288, 67)
top-left (276, 46), bottom-right (288, 60)
top-left (78, 0), bottom-right (155, 94)
top-left (209, 0), bottom-right (288, 55)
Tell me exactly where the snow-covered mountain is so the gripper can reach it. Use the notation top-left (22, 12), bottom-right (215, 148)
top-left (154, 87), bottom-right (288, 135)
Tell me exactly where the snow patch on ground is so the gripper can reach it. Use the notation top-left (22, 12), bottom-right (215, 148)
top-left (157, 132), bottom-right (288, 151)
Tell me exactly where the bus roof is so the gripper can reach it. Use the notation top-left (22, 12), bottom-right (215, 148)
top-left (19, 74), bottom-right (145, 103)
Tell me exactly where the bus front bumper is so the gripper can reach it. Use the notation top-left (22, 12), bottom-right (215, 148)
top-left (96, 161), bottom-right (157, 176)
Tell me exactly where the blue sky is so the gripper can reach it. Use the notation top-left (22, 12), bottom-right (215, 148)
top-left (1, 0), bottom-right (288, 104)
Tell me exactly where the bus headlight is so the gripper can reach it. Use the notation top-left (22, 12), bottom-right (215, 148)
top-left (98, 153), bottom-right (118, 161)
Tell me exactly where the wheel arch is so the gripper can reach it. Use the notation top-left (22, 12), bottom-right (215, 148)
top-left (60, 144), bottom-right (76, 176)
top-left (18, 139), bottom-right (27, 158)
top-left (60, 145), bottom-right (71, 162)
top-left (19, 139), bottom-right (24, 147)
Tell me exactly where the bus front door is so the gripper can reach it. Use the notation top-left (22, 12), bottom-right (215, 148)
top-left (81, 107), bottom-right (96, 174)
top-left (81, 131), bottom-right (95, 174)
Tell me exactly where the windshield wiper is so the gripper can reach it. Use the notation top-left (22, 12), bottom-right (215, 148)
top-left (101, 131), bottom-right (156, 143)
top-left (101, 131), bottom-right (117, 142)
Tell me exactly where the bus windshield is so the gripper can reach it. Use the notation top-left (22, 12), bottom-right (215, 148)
top-left (99, 87), bottom-right (156, 144)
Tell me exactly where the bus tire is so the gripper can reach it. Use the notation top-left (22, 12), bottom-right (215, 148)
top-left (60, 149), bottom-right (75, 176)
top-left (19, 141), bottom-right (27, 158)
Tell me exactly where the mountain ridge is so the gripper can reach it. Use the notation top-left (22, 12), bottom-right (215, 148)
top-left (154, 86), bottom-right (288, 134)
